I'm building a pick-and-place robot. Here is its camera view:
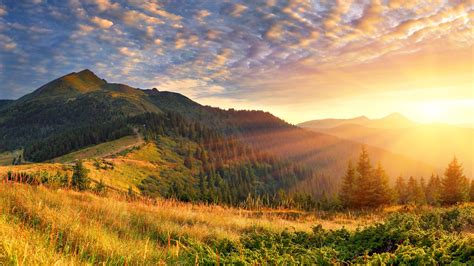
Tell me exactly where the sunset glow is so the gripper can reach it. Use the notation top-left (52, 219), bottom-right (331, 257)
top-left (0, 1), bottom-right (472, 126)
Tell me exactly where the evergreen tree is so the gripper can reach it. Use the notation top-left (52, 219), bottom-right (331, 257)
top-left (394, 175), bottom-right (407, 204)
top-left (71, 160), bottom-right (90, 191)
top-left (372, 162), bottom-right (391, 207)
top-left (441, 157), bottom-right (469, 205)
top-left (407, 176), bottom-right (425, 204)
top-left (353, 147), bottom-right (374, 208)
top-left (425, 174), bottom-right (441, 205)
top-left (340, 161), bottom-right (356, 208)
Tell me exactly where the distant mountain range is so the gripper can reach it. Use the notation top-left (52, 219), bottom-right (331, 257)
top-left (299, 115), bottom-right (473, 178)
top-left (0, 70), bottom-right (439, 197)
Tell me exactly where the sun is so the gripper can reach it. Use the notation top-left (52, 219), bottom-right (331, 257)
top-left (419, 101), bottom-right (444, 123)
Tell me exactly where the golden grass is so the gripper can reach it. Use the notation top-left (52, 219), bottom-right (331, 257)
top-left (0, 183), bottom-right (381, 264)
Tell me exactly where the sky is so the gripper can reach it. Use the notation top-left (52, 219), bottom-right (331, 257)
top-left (0, 0), bottom-right (472, 125)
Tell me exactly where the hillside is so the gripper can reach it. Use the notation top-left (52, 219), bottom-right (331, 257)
top-left (0, 183), bottom-right (472, 264)
top-left (299, 114), bottom-right (473, 178)
top-left (0, 70), bottom-right (439, 198)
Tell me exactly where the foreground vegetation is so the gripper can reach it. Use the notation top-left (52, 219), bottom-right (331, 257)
top-left (0, 184), bottom-right (472, 264)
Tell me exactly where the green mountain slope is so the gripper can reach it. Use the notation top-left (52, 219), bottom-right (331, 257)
top-left (0, 70), bottom-right (438, 197)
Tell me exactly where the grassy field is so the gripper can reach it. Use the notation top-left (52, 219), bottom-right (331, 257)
top-left (0, 136), bottom-right (197, 193)
top-left (0, 183), bottom-right (366, 265)
top-left (0, 183), bottom-right (472, 264)
top-left (51, 135), bottom-right (143, 163)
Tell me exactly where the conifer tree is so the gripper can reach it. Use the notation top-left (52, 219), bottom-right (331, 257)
top-left (373, 162), bottom-right (391, 207)
top-left (407, 176), bottom-right (425, 204)
top-left (425, 174), bottom-right (441, 205)
top-left (394, 175), bottom-right (407, 204)
top-left (71, 160), bottom-right (90, 191)
top-left (354, 147), bottom-right (373, 208)
top-left (441, 157), bottom-right (469, 205)
top-left (340, 161), bottom-right (356, 208)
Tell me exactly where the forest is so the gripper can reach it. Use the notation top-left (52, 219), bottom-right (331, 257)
top-left (6, 112), bottom-right (473, 211)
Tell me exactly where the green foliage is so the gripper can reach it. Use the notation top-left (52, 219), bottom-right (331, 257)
top-left (174, 206), bottom-right (474, 264)
top-left (441, 157), bottom-right (469, 205)
top-left (71, 161), bottom-right (90, 191)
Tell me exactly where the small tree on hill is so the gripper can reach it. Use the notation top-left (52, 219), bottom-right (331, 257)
top-left (353, 147), bottom-right (374, 208)
top-left (394, 175), bottom-right (407, 204)
top-left (372, 162), bottom-right (391, 206)
top-left (425, 174), bottom-right (442, 205)
top-left (407, 176), bottom-right (425, 205)
top-left (71, 160), bottom-right (90, 191)
top-left (441, 157), bottom-right (468, 205)
top-left (340, 161), bottom-right (356, 208)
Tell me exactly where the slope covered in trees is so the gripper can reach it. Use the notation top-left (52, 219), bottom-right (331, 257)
top-left (0, 70), bottom-right (436, 197)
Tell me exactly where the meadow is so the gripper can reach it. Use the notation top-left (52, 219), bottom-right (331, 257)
top-left (0, 183), bottom-right (472, 265)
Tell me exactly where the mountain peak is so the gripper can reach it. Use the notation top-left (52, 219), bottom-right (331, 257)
top-left (383, 112), bottom-right (407, 120)
top-left (28, 69), bottom-right (106, 99)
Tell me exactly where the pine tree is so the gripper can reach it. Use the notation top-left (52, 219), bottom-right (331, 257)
top-left (407, 176), bottom-right (425, 204)
top-left (373, 162), bottom-right (391, 207)
top-left (353, 147), bottom-right (374, 208)
top-left (441, 157), bottom-right (469, 205)
top-left (71, 160), bottom-right (90, 191)
top-left (340, 161), bottom-right (356, 208)
top-left (394, 175), bottom-right (407, 204)
top-left (425, 174), bottom-right (441, 205)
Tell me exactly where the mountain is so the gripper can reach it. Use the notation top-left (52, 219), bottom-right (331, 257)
top-left (0, 100), bottom-right (13, 110)
top-left (0, 70), bottom-right (438, 198)
top-left (299, 113), bottom-right (415, 129)
top-left (299, 115), bottom-right (473, 178)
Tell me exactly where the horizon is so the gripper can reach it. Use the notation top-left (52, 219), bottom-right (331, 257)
top-left (0, 1), bottom-right (472, 125)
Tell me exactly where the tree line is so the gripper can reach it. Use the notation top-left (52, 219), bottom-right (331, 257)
top-left (340, 147), bottom-right (473, 209)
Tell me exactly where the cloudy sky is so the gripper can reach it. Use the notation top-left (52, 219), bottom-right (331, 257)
top-left (0, 0), bottom-right (472, 124)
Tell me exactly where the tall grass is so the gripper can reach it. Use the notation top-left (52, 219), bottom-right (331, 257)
top-left (0, 183), bottom-right (322, 264)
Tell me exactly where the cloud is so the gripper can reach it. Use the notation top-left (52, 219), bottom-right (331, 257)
top-left (88, 0), bottom-right (120, 12)
top-left (0, 6), bottom-right (6, 16)
top-left (91, 16), bottom-right (114, 28)
top-left (118, 47), bottom-right (138, 57)
top-left (0, 34), bottom-right (17, 51)
top-left (122, 10), bottom-right (163, 26)
top-left (230, 3), bottom-right (247, 17)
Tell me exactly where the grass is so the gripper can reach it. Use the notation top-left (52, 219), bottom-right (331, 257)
top-left (1, 184), bottom-right (472, 264)
top-left (52, 135), bottom-right (142, 163)
top-left (0, 184), bottom-right (317, 264)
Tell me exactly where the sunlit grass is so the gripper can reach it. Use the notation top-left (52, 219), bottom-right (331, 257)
top-left (0, 183), bottom-right (383, 264)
